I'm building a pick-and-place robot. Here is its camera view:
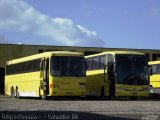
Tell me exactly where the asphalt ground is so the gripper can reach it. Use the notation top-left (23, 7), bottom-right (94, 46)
top-left (0, 95), bottom-right (160, 120)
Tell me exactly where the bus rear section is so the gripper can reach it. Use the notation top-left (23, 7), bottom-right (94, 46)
top-left (148, 61), bottom-right (160, 96)
top-left (5, 51), bottom-right (86, 99)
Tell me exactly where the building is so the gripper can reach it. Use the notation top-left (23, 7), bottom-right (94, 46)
top-left (0, 43), bottom-right (160, 93)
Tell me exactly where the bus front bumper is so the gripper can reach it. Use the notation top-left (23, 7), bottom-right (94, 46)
top-left (50, 89), bottom-right (86, 97)
top-left (116, 90), bottom-right (150, 97)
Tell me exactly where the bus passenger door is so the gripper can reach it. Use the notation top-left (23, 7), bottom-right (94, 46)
top-left (40, 58), bottom-right (48, 99)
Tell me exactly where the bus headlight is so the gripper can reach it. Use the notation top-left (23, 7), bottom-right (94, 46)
top-left (80, 85), bottom-right (85, 89)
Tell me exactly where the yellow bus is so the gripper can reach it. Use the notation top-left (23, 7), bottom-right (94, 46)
top-left (85, 51), bottom-right (150, 100)
top-left (148, 61), bottom-right (160, 95)
top-left (5, 51), bottom-right (86, 100)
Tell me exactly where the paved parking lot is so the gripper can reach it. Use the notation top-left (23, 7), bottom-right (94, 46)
top-left (0, 95), bottom-right (160, 120)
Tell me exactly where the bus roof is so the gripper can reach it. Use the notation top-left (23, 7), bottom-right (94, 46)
top-left (85, 51), bottom-right (145, 58)
top-left (7, 51), bottom-right (83, 65)
top-left (148, 60), bottom-right (160, 65)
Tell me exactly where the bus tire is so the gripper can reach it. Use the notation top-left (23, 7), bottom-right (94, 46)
top-left (11, 87), bottom-right (15, 97)
top-left (16, 87), bottom-right (20, 99)
top-left (101, 86), bottom-right (105, 99)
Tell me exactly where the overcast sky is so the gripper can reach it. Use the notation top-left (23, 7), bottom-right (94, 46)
top-left (0, 0), bottom-right (160, 49)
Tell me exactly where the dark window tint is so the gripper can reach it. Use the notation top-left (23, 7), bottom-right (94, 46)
top-left (116, 55), bottom-right (149, 85)
top-left (6, 59), bottom-right (41, 75)
top-left (152, 64), bottom-right (160, 74)
top-left (99, 55), bottom-right (106, 69)
top-left (145, 53), bottom-right (150, 62)
top-left (152, 54), bottom-right (160, 61)
top-left (86, 55), bottom-right (106, 70)
top-left (51, 56), bottom-right (86, 77)
top-left (92, 57), bottom-right (99, 69)
top-left (86, 58), bottom-right (92, 70)
top-left (108, 54), bottom-right (114, 63)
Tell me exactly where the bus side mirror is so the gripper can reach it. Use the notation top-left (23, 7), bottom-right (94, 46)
top-left (108, 62), bottom-right (116, 73)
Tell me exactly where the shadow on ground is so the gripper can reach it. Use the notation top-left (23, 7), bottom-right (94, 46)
top-left (1, 94), bottom-right (160, 101)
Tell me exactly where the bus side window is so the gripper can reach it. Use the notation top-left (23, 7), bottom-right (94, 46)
top-left (152, 64), bottom-right (160, 75)
top-left (86, 58), bottom-right (92, 70)
top-left (99, 55), bottom-right (106, 69)
top-left (157, 64), bottom-right (160, 74)
top-left (92, 57), bottom-right (99, 70)
top-left (152, 64), bottom-right (158, 75)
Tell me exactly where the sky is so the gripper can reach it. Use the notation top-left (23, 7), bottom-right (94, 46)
top-left (0, 0), bottom-right (160, 49)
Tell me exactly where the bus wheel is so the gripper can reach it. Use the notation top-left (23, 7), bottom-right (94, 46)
top-left (11, 87), bottom-right (15, 97)
top-left (16, 87), bottom-right (20, 99)
top-left (129, 97), bottom-right (137, 100)
top-left (100, 86), bottom-right (105, 99)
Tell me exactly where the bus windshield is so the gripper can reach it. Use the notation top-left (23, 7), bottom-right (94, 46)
top-left (116, 54), bottom-right (149, 85)
top-left (51, 56), bottom-right (86, 77)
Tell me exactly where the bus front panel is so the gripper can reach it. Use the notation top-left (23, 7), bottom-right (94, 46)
top-left (49, 56), bottom-right (86, 96)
